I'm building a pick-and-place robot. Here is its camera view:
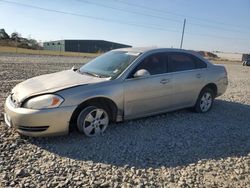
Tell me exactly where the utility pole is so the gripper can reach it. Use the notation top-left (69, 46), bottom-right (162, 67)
top-left (180, 18), bottom-right (186, 49)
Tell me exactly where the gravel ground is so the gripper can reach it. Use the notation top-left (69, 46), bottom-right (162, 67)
top-left (0, 53), bottom-right (250, 187)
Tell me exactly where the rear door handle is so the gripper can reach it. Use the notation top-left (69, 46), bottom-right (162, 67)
top-left (196, 74), bottom-right (202, 78)
top-left (160, 79), bottom-right (170, 84)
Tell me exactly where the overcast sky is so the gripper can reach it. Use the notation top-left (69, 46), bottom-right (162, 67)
top-left (1, 0), bottom-right (250, 53)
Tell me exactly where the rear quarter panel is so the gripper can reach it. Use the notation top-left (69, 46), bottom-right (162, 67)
top-left (206, 64), bottom-right (228, 97)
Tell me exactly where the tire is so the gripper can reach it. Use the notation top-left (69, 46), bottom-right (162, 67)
top-left (194, 88), bottom-right (215, 113)
top-left (77, 106), bottom-right (110, 137)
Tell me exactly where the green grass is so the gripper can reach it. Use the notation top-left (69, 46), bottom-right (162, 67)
top-left (0, 46), bottom-right (99, 57)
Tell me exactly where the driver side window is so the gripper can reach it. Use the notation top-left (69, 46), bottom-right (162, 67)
top-left (128, 52), bottom-right (167, 78)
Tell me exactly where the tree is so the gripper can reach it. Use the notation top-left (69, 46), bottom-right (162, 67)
top-left (11, 32), bottom-right (21, 40)
top-left (0, 29), bottom-right (10, 39)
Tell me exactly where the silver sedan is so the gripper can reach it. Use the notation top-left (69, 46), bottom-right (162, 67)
top-left (4, 48), bottom-right (228, 137)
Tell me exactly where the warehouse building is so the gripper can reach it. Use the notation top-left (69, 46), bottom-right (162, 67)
top-left (43, 40), bottom-right (132, 53)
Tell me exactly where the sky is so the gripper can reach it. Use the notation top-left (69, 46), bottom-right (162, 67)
top-left (0, 0), bottom-right (250, 53)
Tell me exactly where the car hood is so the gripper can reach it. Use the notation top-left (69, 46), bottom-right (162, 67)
top-left (12, 69), bottom-right (108, 102)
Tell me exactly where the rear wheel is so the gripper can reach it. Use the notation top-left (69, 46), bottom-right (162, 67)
top-left (194, 88), bottom-right (214, 113)
top-left (77, 106), bottom-right (109, 137)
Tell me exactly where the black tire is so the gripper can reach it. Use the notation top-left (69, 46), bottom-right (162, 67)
top-left (77, 105), bottom-right (110, 137)
top-left (194, 87), bottom-right (215, 113)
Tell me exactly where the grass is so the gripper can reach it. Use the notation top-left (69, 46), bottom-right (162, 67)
top-left (0, 46), bottom-right (99, 57)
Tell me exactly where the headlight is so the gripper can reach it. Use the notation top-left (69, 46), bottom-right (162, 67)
top-left (23, 94), bottom-right (64, 109)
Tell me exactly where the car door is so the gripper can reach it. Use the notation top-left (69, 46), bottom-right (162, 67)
top-left (123, 52), bottom-right (173, 119)
top-left (168, 52), bottom-right (206, 108)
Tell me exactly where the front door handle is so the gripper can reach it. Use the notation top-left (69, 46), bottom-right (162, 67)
top-left (160, 79), bottom-right (170, 84)
top-left (196, 74), bottom-right (202, 78)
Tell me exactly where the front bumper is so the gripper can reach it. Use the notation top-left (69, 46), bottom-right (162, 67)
top-left (4, 96), bottom-right (76, 137)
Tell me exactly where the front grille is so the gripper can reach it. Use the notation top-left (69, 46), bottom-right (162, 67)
top-left (18, 126), bottom-right (49, 132)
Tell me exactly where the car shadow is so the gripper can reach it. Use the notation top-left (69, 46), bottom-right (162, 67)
top-left (30, 99), bottom-right (250, 168)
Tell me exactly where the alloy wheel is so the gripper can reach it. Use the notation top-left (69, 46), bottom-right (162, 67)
top-left (82, 108), bottom-right (109, 137)
top-left (200, 92), bottom-right (212, 112)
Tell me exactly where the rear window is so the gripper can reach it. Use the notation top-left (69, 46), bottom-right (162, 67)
top-left (169, 53), bottom-right (196, 72)
top-left (168, 53), bottom-right (207, 72)
top-left (194, 56), bottom-right (207, 68)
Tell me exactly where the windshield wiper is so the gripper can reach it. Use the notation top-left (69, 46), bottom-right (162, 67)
top-left (81, 71), bottom-right (101, 78)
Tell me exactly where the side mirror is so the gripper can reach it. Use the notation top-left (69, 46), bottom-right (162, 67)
top-left (133, 69), bottom-right (150, 78)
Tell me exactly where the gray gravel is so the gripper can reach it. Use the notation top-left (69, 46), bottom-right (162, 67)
top-left (0, 53), bottom-right (250, 187)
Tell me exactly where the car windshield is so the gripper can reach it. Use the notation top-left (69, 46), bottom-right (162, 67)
top-left (79, 51), bottom-right (140, 78)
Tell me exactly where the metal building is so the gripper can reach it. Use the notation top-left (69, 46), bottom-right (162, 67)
top-left (43, 40), bottom-right (132, 53)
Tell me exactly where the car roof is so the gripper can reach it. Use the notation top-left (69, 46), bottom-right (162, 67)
top-left (114, 47), bottom-right (198, 55)
top-left (113, 47), bottom-right (212, 65)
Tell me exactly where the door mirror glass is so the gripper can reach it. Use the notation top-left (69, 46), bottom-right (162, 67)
top-left (133, 69), bottom-right (150, 78)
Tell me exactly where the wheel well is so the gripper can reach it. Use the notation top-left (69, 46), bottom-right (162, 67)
top-left (69, 97), bottom-right (118, 131)
top-left (202, 83), bottom-right (218, 96)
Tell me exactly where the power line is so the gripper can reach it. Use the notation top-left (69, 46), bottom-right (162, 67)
top-left (186, 31), bottom-right (250, 41)
top-left (0, 0), bottom-right (180, 33)
top-left (112, 0), bottom-right (250, 32)
top-left (77, 0), bottom-right (182, 24)
top-left (185, 22), bottom-right (247, 34)
top-left (112, 0), bottom-right (248, 27)
top-left (76, 0), bottom-right (249, 34)
top-left (1, 0), bottom-right (250, 42)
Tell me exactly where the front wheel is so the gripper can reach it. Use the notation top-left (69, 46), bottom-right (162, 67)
top-left (194, 88), bottom-right (214, 113)
top-left (77, 106), bottom-right (109, 137)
